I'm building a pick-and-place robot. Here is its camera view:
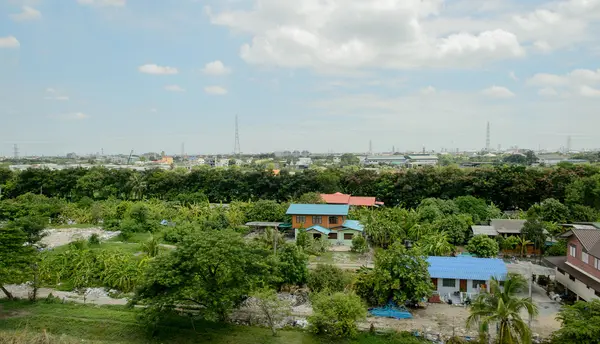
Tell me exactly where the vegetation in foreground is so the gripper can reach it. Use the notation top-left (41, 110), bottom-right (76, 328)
top-left (0, 300), bottom-right (427, 344)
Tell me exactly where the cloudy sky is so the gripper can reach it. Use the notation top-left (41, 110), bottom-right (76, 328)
top-left (1, 0), bottom-right (600, 156)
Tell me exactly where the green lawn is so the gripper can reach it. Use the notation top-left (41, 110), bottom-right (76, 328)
top-left (309, 251), bottom-right (365, 265)
top-left (0, 301), bottom-right (423, 344)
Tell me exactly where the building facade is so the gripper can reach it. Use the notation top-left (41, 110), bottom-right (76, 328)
top-left (287, 204), bottom-right (364, 246)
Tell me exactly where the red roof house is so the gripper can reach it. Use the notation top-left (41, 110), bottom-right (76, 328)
top-left (320, 192), bottom-right (383, 207)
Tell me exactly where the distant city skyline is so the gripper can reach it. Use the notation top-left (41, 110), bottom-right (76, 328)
top-left (1, 0), bottom-right (600, 156)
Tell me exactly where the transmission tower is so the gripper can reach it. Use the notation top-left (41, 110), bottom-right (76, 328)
top-left (369, 140), bottom-right (372, 155)
top-left (234, 115), bottom-right (241, 157)
top-left (486, 121), bottom-right (491, 152)
top-left (13, 144), bottom-right (19, 159)
top-left (567, 135), bottom-right (572, 153)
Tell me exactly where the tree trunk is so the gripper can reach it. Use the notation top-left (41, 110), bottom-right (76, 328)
top-left (0, 285), bottom-right (14, 300)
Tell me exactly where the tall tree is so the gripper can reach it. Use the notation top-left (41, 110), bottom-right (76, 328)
top-left (466, 235), bottom-right (500, 258)
top-left (467, 274), bottom-right (538, 344)
top-left (0, 224), bottom-right (35, 299)
top-left (552, 299), bottom-right (600, 344)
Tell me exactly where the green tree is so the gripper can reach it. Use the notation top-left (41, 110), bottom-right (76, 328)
top-left (416, 231), bottom-right (455, 256)
top-left (354, 243), bottom-right (432, 306)
top-left (340, 154), bottom-right (360, 166)
top-left (0, 224), bottom-right (35, 299)
top-left (528, 198), bottom-right (570, 223)
top-left (434, 214), bottom-right (472, 245)
top-left (455, 196), bottom-right (490, 224)
top-left (251, 287), bottom-right (292, 336)
top-left (351, 233), bottom-right (368, 254)
top-left (296, 192), bottom-right (325, 204)
top-left (467, 274), bottom-right (538, 344)
top-left (308, 264), bottom-right (352, 293)
top-left (517, 236), bottom-right (533, 258)
top-left (522, 219), bottom-right (547, 256)
top-left (466, 235), bottom-right (499, 258)
top-left (501, 236), bottom-right (520, 251)
top-left (552, 299), bottom-right (600, 344)
top-left (134, 229), bottom-right (270, 322)
top-left (309, 292), bottom-right (366, 337)
top-left (276, 243), bottom-right (308, 287)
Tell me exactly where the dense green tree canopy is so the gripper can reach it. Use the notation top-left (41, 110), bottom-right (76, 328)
top-left (466, 235), bottom-right (499, 258)
top-left (552, 300), bottom-right (600, 344)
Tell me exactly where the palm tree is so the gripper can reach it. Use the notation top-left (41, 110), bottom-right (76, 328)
top-left (467, 274), bottom-right (538, 344)
top-left (517, 236), bottom-right (532, 258)
top-left (417, 231), bottom-right (455, 256)
top-left (127, 174), bottom-right (147, 200)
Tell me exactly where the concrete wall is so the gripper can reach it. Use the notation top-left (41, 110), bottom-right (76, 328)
top-left (294, 228), bottom-right (358, 246)
top-left (567, 236), bottom-right (600, 280)
top-left (554, 267), bottom-right (600, 302)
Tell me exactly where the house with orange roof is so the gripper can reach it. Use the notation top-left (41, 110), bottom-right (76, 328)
top-left (320, 192), bottom-right (383, 207)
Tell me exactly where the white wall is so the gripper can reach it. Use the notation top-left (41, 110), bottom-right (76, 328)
top-left (433, 278), bottom-right (489, 297)
top-left (554, 268), bottom-right (600, 301)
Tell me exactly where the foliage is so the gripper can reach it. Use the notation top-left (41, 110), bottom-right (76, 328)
top-left (275, 243), bottom-right (308, 287)
top-left (296, 192), bottom-right (325, 204)
top-left (416, 231), bottom-right (455, 256)
top-left (528, 198), bottom-right (571, 223)
top-left (140, 236), bottom-right (160, 257)
top-left (133, 229), bottom-right (271, 322)
top-left (546, 239), bottom-right (567, 257)
top-left (522, 219), bottom-right (547, 253)
top-left (351, 233), bottom-right (369, 254)
top-left (308, 291), bottom-right (366, 337)
top-left (5, 216), bottom-right (48, 245)
top-left (570, 204), bottom-right (599, 222)
top-left (552, 299), bottom-right (600, 344)
top-left (454, 196), bottom-right (490, 224)
top-left (466, 274), bottom-right (537, 344)
top-left (501, 236), bottom-right (521, 251)
top-left (433, 214), bottom-right (472, 245)
top-left (466, 235), bottom-right (499, 258)
top-left (0, 224), bottom-right (35, 298)
top-left (340, 153), bottom-right (360, 166)
top-left (250, 288), bottom-right (292, 336)
top-left (307, 264), bottom-right (352, 293)
top-left (88, 233), bottom-right (101, 245)
top-left (354, 243), bottom-right (432, 306)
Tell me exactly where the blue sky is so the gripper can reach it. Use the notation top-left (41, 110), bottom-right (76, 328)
top-left (1, 0), bottom-right (600, 156)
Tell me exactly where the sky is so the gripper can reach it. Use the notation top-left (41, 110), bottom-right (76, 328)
top-left (1, 0), bottom-right (600, 156)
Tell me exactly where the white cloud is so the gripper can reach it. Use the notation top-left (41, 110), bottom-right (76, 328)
top-left (481, 86), bottom-right (515, 98)
top-left (10, 6), bottom-right (41, 21)
top-left (53, 112), bottom-right (90, 120)
top-left (138, 64), bottom-right (178, 75)
top-left (0, 36), bottom-right (20, 48)
top-left (509, 71), bottom-right (519, 81)
top-left (77, 0), bottom-right (125, 7)
top-left (527, 69), bottom-right (600, 97)
top-left (201, 60), bottom-right (232, 76)
top-left (420, 86), bottom-right (436, 95)
top-left (204, 86), bottom-right (228, 95)
top-left (538, 87), bottom-right (558, 97)
top-left (207, 1), bottom-right (526, 72)
top-left (580, 85), bottom-right (600, 98)
top-left (44, 88), bottom-right (69, 101)
top-left (164, 84), bottom-right (186, 92)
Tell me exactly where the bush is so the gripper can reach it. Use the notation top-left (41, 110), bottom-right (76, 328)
top-left (308, 264), bottom-right (352, 293)
top-left (537, 275), bottom-right (550, 287)
top-left (88, 233), bottom-right (101, 245)
top-left (351, 233), bottom-right (368, 254)
top-left (160, 223), bottom-right (198, 244)
top-left (466, 235), bottom-right (499, 258)
top-left (140, 236), bottom-right (160, 257)
top-left (309, 292), bottom-right (366, 337)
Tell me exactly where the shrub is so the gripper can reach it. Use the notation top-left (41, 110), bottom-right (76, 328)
top-left (466, 235), bottom-right (499, 258)
top-left (351, 234), bottom-right (368, 254)
top-left (309, 292), bottom-right (366, 337)
top-left (308, 264), bottom-right (352, 293)
top-left (88, 233), bottom-right (101, 245)
top-left (140, 236), bottom-right (160, 257)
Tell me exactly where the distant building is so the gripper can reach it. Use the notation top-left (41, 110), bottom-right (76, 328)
top-left (296, 157), bottom-right (312, 168)
top-left (321, 192), bottom-right (384, 207)
top-left (364, 155), bottom-right (407, 166)
top-left (407, 154), bottom-right (438, 167)
top-left (66, 152), bottom-right (77, 159)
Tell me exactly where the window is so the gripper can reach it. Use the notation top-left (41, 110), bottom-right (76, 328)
top-left (582, 251), bottom-right (589, 264)
top-left (595, 258), bottom-right (600, 270)
top-left (328, 216), bottom-right (338, 225)
top-left (570, 244), bottom-right (577, 257)
top-left (344, 233), bottom-right (353, 240)
top-left (472, 280), bottom-right (486, 289)
top-left (312, 216), bottom-right (322, 224)
top-left (442, 279), bottom-right (456, 287)
top-left (328, 233), bottom-right (337, 240)
top-left (297, 216), bottom-right (306, 224)
top-left (569, 275), bottom-right (576, 282)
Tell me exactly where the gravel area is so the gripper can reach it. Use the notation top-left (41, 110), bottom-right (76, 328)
top-left (40, 228), bottom-right (120, 249)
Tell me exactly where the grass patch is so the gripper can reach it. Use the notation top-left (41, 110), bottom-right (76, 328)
top-left (107, 232), bottom-right (153, 244)
top-left (49, 223), bottom-right (99, 229)
top-left (309, 252), bottom-right (364, 265)
top-left (0, 301), bottom-right (425, 344)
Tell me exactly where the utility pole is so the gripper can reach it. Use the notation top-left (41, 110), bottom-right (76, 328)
top-left (234, 114), bottom-right (241, 158)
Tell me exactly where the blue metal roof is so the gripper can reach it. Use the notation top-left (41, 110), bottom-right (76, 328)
top-left (286, 204), bottom-right (349, 216)
top-left (427, 256), bottom-right (507, 281)
top-left (342, 220), bottom-right (364, 232)
top-left (306, 225), bottom-right (331, 235)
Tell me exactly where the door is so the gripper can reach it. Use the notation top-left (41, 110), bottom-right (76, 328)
top-left (460, 279), bottom-right (467, 292)
top-left (431, 278), bottom-right (438, 291)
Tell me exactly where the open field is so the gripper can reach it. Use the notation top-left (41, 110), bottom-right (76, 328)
top-left (0, 301), bottom-right (425, 344)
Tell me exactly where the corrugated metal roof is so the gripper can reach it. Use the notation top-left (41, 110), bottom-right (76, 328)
top-left (472, 225), bottom-right (498, 236)
top-left (342, 220), bottom-right (364, 232)
top-left (306, 225), bottom-right (331, 235)
top-left (286, 204), bottom-right (349, 216)
top-left (349, 196), bottom-right (377, 206)
top-left (245, 222), bottom-right (283, 227)
top-left (427, 256), bottom-right (507, 281)
top-left (491, 219), bottom-right (526, 232)
top-left (321, 193), bottom-right (351, 204)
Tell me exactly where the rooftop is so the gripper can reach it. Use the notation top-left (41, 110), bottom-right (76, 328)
top-left (286, 204), bottom-right (350, 216)
top-left (545, 256), bottom-right (600, 292)
top-left (342, 219), bottom-right (364, 232)
top-left (427, 256), bottom-right (507, 281)
top-left (306, 225), bottom-right (331, 235)
top-left (561, 229), bottom-right (600, 258)
top-left (472, 225), bottom-right (498, 236)
top-left (320, 192), bottom-right (382, 207)
top-left (321, 192), bottom-right (351, 204)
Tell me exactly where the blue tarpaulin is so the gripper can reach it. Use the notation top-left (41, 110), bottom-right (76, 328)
top-left (368, 303), bottom-right (412, 319)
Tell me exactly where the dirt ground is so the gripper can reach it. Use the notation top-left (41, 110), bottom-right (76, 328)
top-left (41, 228), bottom-right (120, 249)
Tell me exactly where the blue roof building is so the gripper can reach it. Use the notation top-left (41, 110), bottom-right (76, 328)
top-left (427, 256), bottom-right (507, 297)
top-left (288, 203), bottom-right (362, 247)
